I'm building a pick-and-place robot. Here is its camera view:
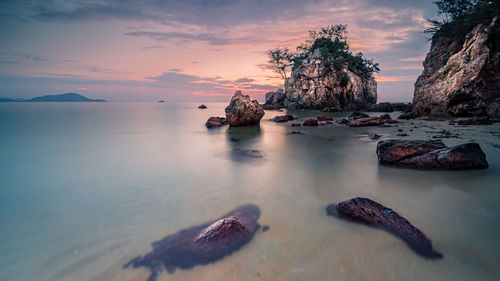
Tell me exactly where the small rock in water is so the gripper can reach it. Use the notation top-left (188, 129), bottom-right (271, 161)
top-left (288, 131), bottom-right (304, 135)
top-left (123, 204), bottom-right (261, 280)
top-left (369, 134), bottom-right (381, 140)
top-left (326, 197), bottom-right (443, 259)
top-left (262, 225), bottom-right (270, 232)
top-left (303, 119), bottom-right (319, 126)
top-left (291, 123), bottom-right (302, 127)
top-left (206, 117), bottom-right (228, 128)
top-left (317, 115), bottom-right (334, 121)
top-left (198, 104), bottom-right (207, 109)
top-left (232, 149), bottom-right (263, 159)
top-left (397, 133), bottom-right (408, 137)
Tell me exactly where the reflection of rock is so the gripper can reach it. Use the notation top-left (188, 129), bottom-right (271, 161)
top-left (231, 149), bottom-right (263, 159)
top-left (303, 119), bottom-right (319, 126)
top-left (198, 104), bottom-right (207, 109)
top-left (457, 117), bottom-right (493, 125)
top-left (206, 117), bottom-right (228, 128)
top-left (377, 140), bottom-right (488, 170)
top-left (225, 91), bottom-right (265, 126)
top-left (326, 197), bottom-right (443, 259)
top-left (124, 205), bottom-right (261, 280)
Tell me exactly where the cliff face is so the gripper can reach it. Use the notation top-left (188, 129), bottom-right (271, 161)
top-left (411, 16), bottom-right (500, 117)
top-left (267, 49), bottom-right (377, 110)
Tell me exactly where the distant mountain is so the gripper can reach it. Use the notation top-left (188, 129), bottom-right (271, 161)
top-left (0, 93), bottom-right (106, 102)
top-left (28, 93), bottom-right (106, 102)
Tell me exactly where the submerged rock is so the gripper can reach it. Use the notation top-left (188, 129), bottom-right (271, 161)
top-left (225, 91), bottom-right (265, 126)
top-left (377, 140), bottom-right (488, 170)
top-left (124, 204), bottom-right (261, 280)
top-left (205, 117), bottom-right (228, 128)
top-left (326, 197), bottom-right (443, 259)
top-left (272, 115), bottom-right (295, 122)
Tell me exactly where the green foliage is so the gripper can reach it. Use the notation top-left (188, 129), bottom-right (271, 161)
top-left (425, 0), bottom-right (499, 42)
top-left (267, 24), bottom-right (379, 81)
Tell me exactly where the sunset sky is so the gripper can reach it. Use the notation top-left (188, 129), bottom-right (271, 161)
top-left (0, 0), bottom-right (438, 102)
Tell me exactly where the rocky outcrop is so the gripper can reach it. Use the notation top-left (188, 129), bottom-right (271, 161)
top-left (225, 91), bottom-right (265, 126)
top-left (263, 89), bottom-right (286, 109)
top-left (411, 16), bottom-right (500, 117)
top-left (326, 197), bottom-right (443, 259)
top-left (124, 204), bottom-right (260, 280)
top-left (282, 49), bottom-right (377, 110)
top-left (205, 117), bottom-right (228, 128)
top-left (376, 140), bottom-right (488, 170)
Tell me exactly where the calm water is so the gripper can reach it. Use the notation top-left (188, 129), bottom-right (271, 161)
top-left (1, 102), bottom-right (500, 281)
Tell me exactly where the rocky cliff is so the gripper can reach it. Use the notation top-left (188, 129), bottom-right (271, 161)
top-left (411, 16), bottom-right (500, 117)
top-left (265, 49), bottom-right (377, 110)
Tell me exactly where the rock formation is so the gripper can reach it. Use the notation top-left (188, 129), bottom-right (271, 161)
top-left (225, 91), bottom-right (265, 126)
top-left (326, 197), bottom-right (443, 259)
top-left (376, 140), bottom-right (488, 170)
top-left (411, 16), bottom-right (500, 117)
top-left (263, 89), bottom-right (285, 109)
top-left (265, 49), bottom-right (377, 110)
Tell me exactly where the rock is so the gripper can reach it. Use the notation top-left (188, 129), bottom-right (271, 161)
top-left (336, 118), bottom-right (349, 125)
top-left (326, 197), bottom-right (443, 259)
top-left (486, 98), bottom-right (500, 117)
top-left (317, 115), bottom-right (334, 121)
top-left (411, 16), bottom-right (500, 117)
top-left (397, 133), bottom-right (409, 137)
top-left (291, 123), bottom-right (302, 127)
top-left (391, 103), bottom-right (410, 111)
top-left (225, 91), bottom-right (265, 126)
top-left (231, 149), bottom-right (263, 159)
top-left (457, 117), bottom-right (493, 125)
top-left (198, 104), bottom-right (207, 109)
top-left (348, 116), bottom-right (397, 127)
top-left (369, 102), bottom-right (393, 112)
top-left (321, 107), bottom-right (341, 112)
top-left (262, 104), bottom-right (280, 110)
top-left (283, 49), bottom-right (377, 109)
top-left (206, 117), bottom-right (228, 128)
top-left (262, 225), bottom-right (270, 232)
top-left (124, 204), bottom-right (260, 279)
top-left (377, 140), bottom-right (488, 170)
top-left (263, 89), bottom-right (286, 108)
top-left (369, 134), bottom-right (381, 139)
top-left (380, 114), bottom-right (392, 120)
top-left (287, 131), bottom-right (304, 135)
top-left (303, 119), bottom-right (319, 126)
top-left (348, 111), bottom-right (370, 119)
top-left (272, 115), bottom-right (295, 122)
top-left (398, 113), bottom-right (415, 120)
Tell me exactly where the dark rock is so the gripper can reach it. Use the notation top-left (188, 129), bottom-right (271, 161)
top-left (262, 104), bottom-right (280, 110)
top-left (124, 204), bottom-right (260, 279)
top-left (377, 140), bottom-right (488, 170)
top-left (348, 117), bottom-right (397, 127)
top-left (262, 225), bottom-right (270, 232)
top-left (317, 115), bottom-right (334, 121)
top-left (398, 113), bottom-right (415, 119)
top-left (369, 134), bottom-right (381, 140)
top-left (288, 131), bottom-right (304, 135)
top-left (457, 117), bottom-right (493, 125)
top-left (348, 111), bottom-right (370, 119)
top-left (225, 91), bottom-right (265, 126)
top-left (391, 103), bottom-right (410, 111)
top-left (303, 119), bottom-right (319, 126)
top-left (380, 114), bottom-right (392, 120)
top-left (206, 117), bottom-right (228, 128)
top-left (326, 198), bottom-right (443, 259)
top-left (198, 104), bottom-right (207, 109)
top-left (398, 129), bottom-right (403, 132)
top-left (486, 98), bottom-right (500, 118)
top-left (291, 123), bottom-right (302, 127)
top-left (336, 118), bottom-right (349, 125)
top-left (397, 133), bottom-right (409, 137)
top-left (369, 102), bottom-right (393, 112)
top-left (263, 89), bottom-right (286, 108)
top-left (272, 115), bottom-right (292, 122)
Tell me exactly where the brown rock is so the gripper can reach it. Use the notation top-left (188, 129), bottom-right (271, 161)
top-left (205, 117), bottom-right (228, 128)
top-left (225, 91), bottom-right (265, 126)
top-left (303, 119), bottom-right (319, 126)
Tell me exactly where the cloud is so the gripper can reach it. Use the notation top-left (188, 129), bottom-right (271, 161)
top-left (89, 66), bottom-right (113, 73)
top-left (0, 51), bottom-right (48, 62)
top-left (124, 31), bottom-right (231, 45)
top-left (235, 77), bottom-right (254, 83)
top-left (141, 45), bottom-right (165, 50)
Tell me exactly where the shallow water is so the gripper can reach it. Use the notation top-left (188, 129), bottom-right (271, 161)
top-left (1, 102), bottom-right (499, 281)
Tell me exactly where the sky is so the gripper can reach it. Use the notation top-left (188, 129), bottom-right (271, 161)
top-left (0, 0), bottom-right (439, 102)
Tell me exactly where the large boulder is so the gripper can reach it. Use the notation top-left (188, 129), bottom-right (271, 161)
top-left (376, 140), bottom-right (488, 170)
top-left (283, 49), bottom-right (377, 110)
top-left (225, 91), bottom-right (265, 126)
top-left (411, 16), bottom-right (500, 117)
top-left (326, 197), bottom-right (442, 259)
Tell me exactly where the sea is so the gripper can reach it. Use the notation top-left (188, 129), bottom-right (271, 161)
top-left (1, 102), bottom-right (499, 281)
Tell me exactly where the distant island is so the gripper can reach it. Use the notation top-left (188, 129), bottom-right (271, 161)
top-left (0, 93), bottom-right (107, 102)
